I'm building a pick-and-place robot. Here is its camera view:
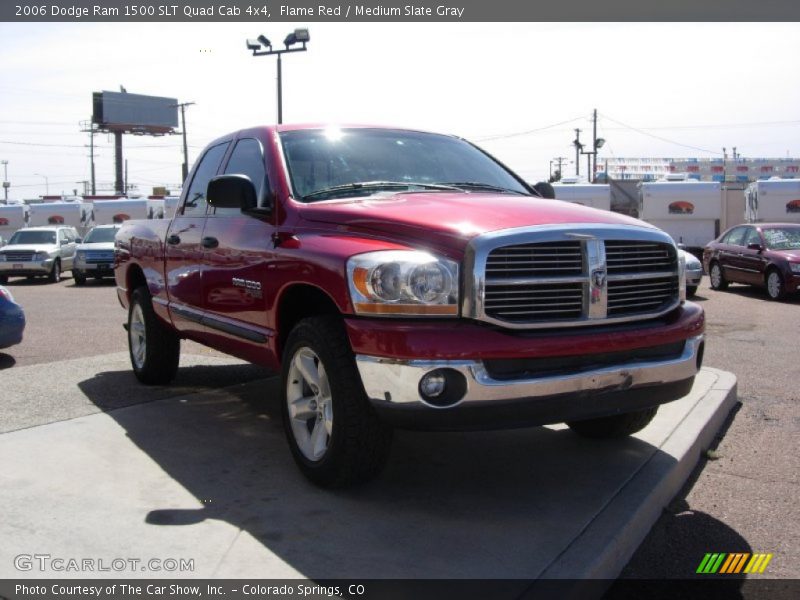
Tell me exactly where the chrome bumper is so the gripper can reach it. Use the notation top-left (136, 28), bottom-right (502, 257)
top-left (0, 259), bottom-right (55, 274)
top-left (356, 334), bottom-right (704, 409)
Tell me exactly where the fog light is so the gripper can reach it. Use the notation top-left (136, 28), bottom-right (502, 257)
top-left (419, 371), bottom-right (446, 398)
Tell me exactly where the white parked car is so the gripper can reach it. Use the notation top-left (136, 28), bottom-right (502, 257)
top-left (0, 226), bottom-right (79, 284)
top-left (680, 248), bottom-right (703, 297)
top-left (72, 224), bottom-right (120, 286)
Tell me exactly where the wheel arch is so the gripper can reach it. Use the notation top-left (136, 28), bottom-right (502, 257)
top-left (275, 283), bottom-right (343, 361)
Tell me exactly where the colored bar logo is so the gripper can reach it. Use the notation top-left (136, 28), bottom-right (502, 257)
top-left (696, 552), bottom-right (773, 574)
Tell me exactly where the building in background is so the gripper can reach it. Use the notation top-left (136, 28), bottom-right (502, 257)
top-left (600, 157), bottom-right (800, 182)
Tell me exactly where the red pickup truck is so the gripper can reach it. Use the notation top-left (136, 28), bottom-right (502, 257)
top-left (115, 125), bottom-right (705, 487)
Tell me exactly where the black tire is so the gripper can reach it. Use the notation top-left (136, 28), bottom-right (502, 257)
top-left (48, 260), bottom-right (61, 283)
top-left (687, 285), bottom-right (698, 297)
top-left (0, 275), bottom-right (7, 285)
top-left (73, 271), bottom-right (86, 286)
top-left (281, 316), bottom-right (393, 488)
top-left (128, 286), bottom-right (180, 385)
top-left (765, 268), bottom-right (786, 301)
top-left (567, 406), bottom-right (659, 439)
top-left (708, 261), bottom-right (728, 291)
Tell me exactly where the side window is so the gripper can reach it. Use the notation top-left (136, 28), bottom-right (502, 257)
top-left (743, 228), bottom-right (761, 247)
top-left (723, 227), bottom-right (746, 246)
top-left (214, 138), bottom-right (269, 216)
top-left (65, 229), bottom-right (76, 242)
top-left (182, 142), bottom-right (230, 216)
top-left (58, 229), bottom-right (67, 243)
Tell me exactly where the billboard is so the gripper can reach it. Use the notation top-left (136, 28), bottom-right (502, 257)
top-left (92, 91), bottom-right (178, 134)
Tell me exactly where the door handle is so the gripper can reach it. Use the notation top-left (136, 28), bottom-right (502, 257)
top-left (167, 234), bottom-right (181, 245)
top-left (201, 236), bottom-right (219, 249)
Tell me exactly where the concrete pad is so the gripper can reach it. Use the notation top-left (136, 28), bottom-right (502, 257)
top-left (0, 361), bottom-right (736, 583)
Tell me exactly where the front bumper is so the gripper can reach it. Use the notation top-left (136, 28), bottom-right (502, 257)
top-left (0, 307), bottom-right (25, 349)
top-left (348, 302), bottom-right (705, 430)
top-left (0, 259), bottom-right (55, 276)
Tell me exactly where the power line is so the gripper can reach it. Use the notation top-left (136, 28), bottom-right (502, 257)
top-left (599, 113), bottom-right (721, 155)
top-left (475, 116), bottom-right (587, 142)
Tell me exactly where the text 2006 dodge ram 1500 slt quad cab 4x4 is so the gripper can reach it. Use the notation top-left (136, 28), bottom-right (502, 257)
top-left (115, 125), bottom-right (705, 487)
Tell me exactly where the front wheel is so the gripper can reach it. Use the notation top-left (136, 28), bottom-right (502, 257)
top-left (687, 285), bottom-right (698, 297)
top-left (567, 406), bottom-right (659, 438)
top-left (48, 260), bottom-right (61, 283)
top-left (709, 261), bottom-right (728, 291)
top-left (766, 269), bottom-right (786, 301)
top-left (128, 286), bottom-right (180, 384)
top-left (73, 270), bottom-right (86, 286)
top-left (281, 316), bottom-right (393, 488)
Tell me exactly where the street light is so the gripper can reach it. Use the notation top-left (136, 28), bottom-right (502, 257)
top-left (247, 28), bottom-right (310, 124)
top-left (1, 160), bottom-right (8, 203)
top-left (34, 173), bottom-right (50, 196)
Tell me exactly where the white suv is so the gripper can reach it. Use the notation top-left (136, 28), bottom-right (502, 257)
top-left (0, 226), bottom-right (79, 284)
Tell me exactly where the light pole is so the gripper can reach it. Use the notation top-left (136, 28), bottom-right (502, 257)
top-left (34, 173), bottom-right (50, 196)
top-left (1, 160), bottom-right (8, 203)
top-left (247, 29), bottom-right (310, 124)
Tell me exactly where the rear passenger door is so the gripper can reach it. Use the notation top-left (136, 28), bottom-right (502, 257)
top-left (201, 137), bottom-right (276, 363)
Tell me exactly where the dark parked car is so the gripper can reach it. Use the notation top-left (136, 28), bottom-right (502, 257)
top-left (703, 223), bottom-right (800, 301)
top-left (0, 285), bottom-right (25, 349)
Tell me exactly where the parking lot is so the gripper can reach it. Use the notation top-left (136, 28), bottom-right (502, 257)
top-left (1, 273), bottom-right (798, 583)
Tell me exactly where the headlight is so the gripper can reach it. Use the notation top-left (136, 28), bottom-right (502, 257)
top-left (0, 254), bottom-right (6, 262)
top-left (35, 252), bottom-right (50, 261)
top-left (790, 263), bottom-right (800, 274)
top-left (685, 256), bottom-right (702, 271)
top-left (75, 251), bottom-right (86, 261)
top-left (678, 250), bottom-right (687, 302)
top-left (347, 250), bottom-right (459, 316)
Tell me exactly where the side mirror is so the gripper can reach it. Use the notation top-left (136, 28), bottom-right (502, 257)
top-left (60, 239), bottom-right (68, 246)
top-left (747, 242), bottom-right (763, 251)
top-left (207, 175), bottom-right (257, 210)
top-left (75, 238), bottom-right (82, 244)
top-left (532, 181), bottom-right (556, 199)
top-left (207, 174), bottom-right (273, 216)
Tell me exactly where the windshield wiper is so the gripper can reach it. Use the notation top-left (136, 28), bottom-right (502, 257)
top-left (302, 181), bottom-right (461, 202)
top-left (441, 182), bottom-right (529, 196)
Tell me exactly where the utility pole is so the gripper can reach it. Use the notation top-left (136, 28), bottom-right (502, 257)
top-left (90, 126), bottom-right (96, 194)
top-left (591, 109), bottom-right (598, 182)
top-left (1, 160), bottom-right (8, 203)
top-left (573, 129), bottom-right (582, 176)
top-left (173, 101), bottom-right (196, 183)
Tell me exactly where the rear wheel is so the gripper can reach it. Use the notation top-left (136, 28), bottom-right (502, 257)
top-left (766, 269), bottom-right (786, 301)
top-left (128, 286), bottom-right (180, 384)
top-left (567, 406), bottom-right (659, 438)
top-left (281, 316), bottom-right (393, 487)
top-left (48, 260), bottom-right (61, 283)
top-left (709, 261), bottom-right (727, 290)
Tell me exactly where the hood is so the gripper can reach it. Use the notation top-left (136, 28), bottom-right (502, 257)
top-left (771, 249), bottom-right (800, 261)
top-left (296, 192), bottom-right (650, 249)
top-left (77, 242), bottom-right (115, 251)
top-left (0, 244), bottom-right (58, 253)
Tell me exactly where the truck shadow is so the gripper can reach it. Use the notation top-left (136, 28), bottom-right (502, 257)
top-left (75, 368), bottom-right (744, 585)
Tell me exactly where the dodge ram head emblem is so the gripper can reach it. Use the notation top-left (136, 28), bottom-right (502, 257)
top-left (592, 268), bottom-right (607, 288)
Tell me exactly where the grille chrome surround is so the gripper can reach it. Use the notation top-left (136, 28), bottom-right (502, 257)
top-left (84, 250), bottom-right (115, 264)
top-left (2, 251), bottom-right (36, 262)
top-left (463, 224), bottom-right (681, 329)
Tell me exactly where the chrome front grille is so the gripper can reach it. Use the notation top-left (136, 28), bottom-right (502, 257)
top-left (484, 282), bottom-right (584, 322)
top-left (466, 225), bottom-right (681, 329)
top-left (2, 251), bottom-right (36, 262)
top-left (605, 241), bottom-right (675, 273)
top-left (85, 250), bottom-right (115, 263)
top-left (486, 241), bottom-right (583, 277)
top-left (607, 276), bottom-right (678, 316)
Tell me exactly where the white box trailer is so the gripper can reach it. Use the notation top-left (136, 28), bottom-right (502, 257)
top-left (551, 179), bottom-right (611, 211)
top-left (162, 196), bottom-right (181, 218)
top-left (91, 198), bottom-right (166, 225)
top-left (28, 202), bottom-right (94, 237)
top-left (639, 179), bottom-right (722, 250)
top-left (745, 179), bottom-right (800, 223)
top-left (0, 204), bottom-right (30, 242)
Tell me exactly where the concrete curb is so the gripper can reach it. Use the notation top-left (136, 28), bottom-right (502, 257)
top-left (534, 367), bottom-right (738, 595)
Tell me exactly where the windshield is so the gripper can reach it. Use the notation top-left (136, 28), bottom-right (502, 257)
top-left (8, 230), bottom-right (57, 245)
top-left (83, 227), bottom-right (119, 243)
top-left (762, 227), bottom-right (800, 250)
top-left (280, 128), bottom-right (530, 201)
